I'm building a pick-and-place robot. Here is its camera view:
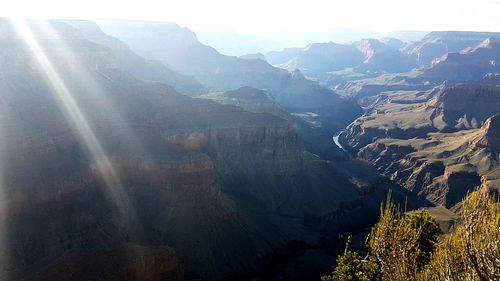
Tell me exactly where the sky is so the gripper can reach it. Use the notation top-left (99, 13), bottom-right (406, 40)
top-left (2, 0), bottom-right (500, 34)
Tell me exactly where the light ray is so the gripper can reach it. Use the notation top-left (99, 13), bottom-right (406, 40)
top-left (10, 18), bottom-right (132, 216)
top-left (7, 18), bottom-right (147, 278)
top-left (36, 20), bottom-right (148, 157)
top-left (0, 130), bottom-right (11, 281)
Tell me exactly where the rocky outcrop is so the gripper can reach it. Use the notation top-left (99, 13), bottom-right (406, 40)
top-left (419, 38), bottom-right (500, 82)
top-left (474, 114), bottom-right (500, 153)
top-left (357, 115), bottom-right (500, 207)
top-left (380, 37), bottom-right (406, 50)
top-left (200, 86), bottom-right (349, 160)
top-left (483, 72), bottom-right (500, 84)
top-left (342, 84), bottom-right (500, 152)
top-left (404, 31), bottom-right (500, 65)
top-left (265, 39), bottom-right (416, 85)
top-left (429, 84), bottom-right (500, 130)
top-left (200, 86), bottom-right (288, 118)
top-left (354, 39), bottom-right (416, 73)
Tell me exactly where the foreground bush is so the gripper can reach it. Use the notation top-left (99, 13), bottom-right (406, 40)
top-left (322, 188), bottom-right (500, 281)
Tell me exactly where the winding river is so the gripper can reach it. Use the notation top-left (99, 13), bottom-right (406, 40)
top-left (332, 131), bottom-right (347, 152)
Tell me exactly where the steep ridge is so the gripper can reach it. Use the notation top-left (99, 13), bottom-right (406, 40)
top-left (404, 31), bottom-right (500, 65)
top-left (358, 115), bottom-right (500, 208)
top-left (265, 39), bottom-right (416, 86)
top-left (239, 53), bottom-right (267, 60)
top-left (419, 38), bottom-right (500, 82)
top-left (96, 20), bottom-right (363, 131)
top-left (342, 84), bottom-right (500, 152)
top-left (334, 74), bottom-right (433, 107)
top-left (200, 86), bottom-right (348, 160)
top-left (354, 39), bottom-right (416, 72)
top-left (0, 19), bottom-right (416, 281)
top-left (379, 37), bottom-right (406, 50)
top-left (60, 19), bottom-right (204, 95)
top-left (266, 42), bottom-right (364, 75)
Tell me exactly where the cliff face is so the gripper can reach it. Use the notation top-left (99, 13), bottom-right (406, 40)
top-left (268, 42), bottom-right (364, 74)
top-left (60, 20), bottom-right (204, 95)
top-left (265, 39), bottom-right (415, 85)
top-left (342, 84), bottom-right (500, 152)
top-left (0, 19), bottom-right (404, 281)
top-left (404, 31), bottom-right (500, 65)
top-left (419, 38), bottom-right (500, 82)
top-left (357, 115), bottom-right (500, 207)
top-left (200, 86), bottom-right (348, 161)
top-left (354, 39), bottom-right (416, 72)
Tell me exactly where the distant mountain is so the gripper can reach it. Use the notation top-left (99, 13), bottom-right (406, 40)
top-left (267, 42), bottom-right (364, 74)
top-left (238, 52), bottom-right (266, 60)
top-left (380, 37), bottom-right (407, 50)
top-left (420, 38), bottom-right (500, 82)
top-left (354, 39), bottom-right (417, 72)
top-left (96, 20), bottom-right (363, 132)
top-left (404, 31), bottom-right (500, 64)
top-left (265, 39), bottom-right (416, 84)
top-left (61, 19), bottom-right (205, 95)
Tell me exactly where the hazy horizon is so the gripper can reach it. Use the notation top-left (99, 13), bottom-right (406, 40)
top-left (3, 0), bottom-right (499, 34)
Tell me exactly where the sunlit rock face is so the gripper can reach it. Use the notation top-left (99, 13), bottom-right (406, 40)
top-left (341, 84), bottom-right (500, 153)
top-left (419, 38), bottom-right (500, 82)
top-left (357, 115), bottom-right (500, 208)
top-left (340, 79), bottom-right (500, 208)
top-left (0, 19), bottom-right (409, 281)
top-left (353, 39), bottom-right (417, 72)
top-left (404, 31), bottom-right (500, 65)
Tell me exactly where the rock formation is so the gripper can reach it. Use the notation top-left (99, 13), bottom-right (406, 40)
top-left (265, 39), bottom-right (416, 85)
top-left (342, 84), bottom-right (500, 152)
top-left (357, 115), bottom-right (500, 207)
top-left (404, 31), bottom-right (500, 65)
top-left (419, 38), bottom-right (500, 82)
top-left (61, 20), bottom-right (204, 95)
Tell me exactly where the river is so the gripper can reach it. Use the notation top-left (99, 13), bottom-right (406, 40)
top-left (332, 131), bottom-right (347, 152)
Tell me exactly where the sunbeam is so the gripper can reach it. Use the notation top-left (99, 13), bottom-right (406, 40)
top-left (9, 18), bottom-right (133, 217)
top-left (0, 127), bottom-right (11, 281)
top-left (36, 20), bottom-right (148, 158)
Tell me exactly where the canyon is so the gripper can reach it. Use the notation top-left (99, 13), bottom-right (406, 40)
top-left (0, 16), bottom-right (498, 281)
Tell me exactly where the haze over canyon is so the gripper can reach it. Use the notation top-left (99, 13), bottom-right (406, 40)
top-left (0, 2), bottom-right (498, 280)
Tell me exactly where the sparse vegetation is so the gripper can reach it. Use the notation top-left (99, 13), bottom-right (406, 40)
top-left (323, 188), bottom-right (500, 281)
